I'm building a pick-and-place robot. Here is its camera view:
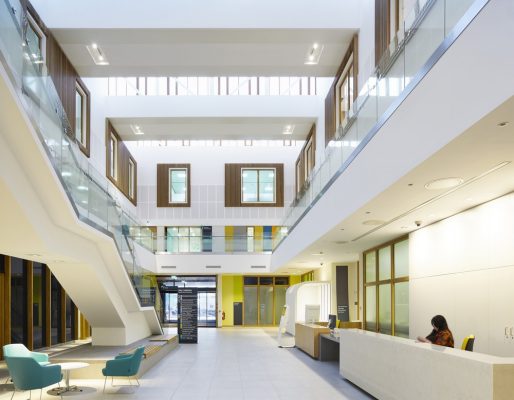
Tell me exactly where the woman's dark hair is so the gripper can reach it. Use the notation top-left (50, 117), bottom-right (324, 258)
top-left (431, 315), bottom-right (449, 331)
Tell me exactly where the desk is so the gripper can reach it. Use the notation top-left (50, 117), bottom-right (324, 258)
top-left (340, 329), bottom-right (514, 400)
top-left (319, 334), bottom-right (340, 361)
top-left (295, 323), bottom-right (330, 359)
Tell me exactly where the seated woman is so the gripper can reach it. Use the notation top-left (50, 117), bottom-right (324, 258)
top-left (416, 315), bottom-right (454, 348)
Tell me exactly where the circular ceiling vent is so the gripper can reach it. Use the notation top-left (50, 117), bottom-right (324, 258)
top-left (424, 177), bottom-right (463, 190)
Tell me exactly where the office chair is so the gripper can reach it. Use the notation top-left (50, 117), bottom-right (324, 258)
top-left (461, 335), bottom-right (475, 352)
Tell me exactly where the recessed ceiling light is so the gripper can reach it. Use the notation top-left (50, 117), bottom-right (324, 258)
top-left (424, 177), bottom-right (463, 190)
top-left (304, 43), bottom-right (324, 65)
top-left (86, 43), bottom-right (109, 65)
top-left (131, 124), bottom-right (144, 135)
top-left (362, 220), bottom-right (385, 226)
top-left (26, 253), bottom-right (42, 257)
top-left (283, 125), bottom-right (295, 135)
top-left (498, 121), bottom-right (509, 127)
top-left (311, 252), bottom-right (324, 256)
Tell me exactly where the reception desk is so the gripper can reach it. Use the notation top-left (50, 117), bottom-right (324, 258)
top-left (295, 323), bottom-right (330, 358)
top-left (340, 329), bottom-right (514, 400)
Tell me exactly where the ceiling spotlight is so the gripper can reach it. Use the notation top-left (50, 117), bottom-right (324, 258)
top-left (424, 177), bottom-right (463, 190)
top-left (86, 43), bottom-right (109, 65)
top-left (305, 43), bottom-right (324, 65)
top-left (283, 125), bottom-right (295, 135)
top-left (131, 124), bottom-right (144, 135)
top-left (498, 121), bottom-right (509, 127)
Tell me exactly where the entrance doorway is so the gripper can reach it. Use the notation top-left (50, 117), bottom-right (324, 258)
top-left (159, 276), bottom-right (217, 327)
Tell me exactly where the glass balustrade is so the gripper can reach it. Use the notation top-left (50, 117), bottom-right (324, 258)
top-left (129, 234), bottom-right (288, 254)
top-left (281, 0), bottom-right (486, 234)
top-left (0, 0), bottom-right (161, 317)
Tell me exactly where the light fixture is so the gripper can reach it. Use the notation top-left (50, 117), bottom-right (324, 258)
top-left (362, 220), bottom-right (385, 226)
top-left (304, 43), bottom-right (324, 65)
top-left (311, 252), bottom-right (324, 256)
top-left (498, 121), bottom-right (509, 127)
top-left (282, 125), bottom-right (295, 135)
top-left (424, 177), bottom-right (463, 190)
top-left (131, 124), bottom-right (144, 136)
top-left (86, 43), bottom-right (109, 65)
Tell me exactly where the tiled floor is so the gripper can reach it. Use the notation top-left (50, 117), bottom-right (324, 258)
top-left (0, 328), bottom-right (374, 400)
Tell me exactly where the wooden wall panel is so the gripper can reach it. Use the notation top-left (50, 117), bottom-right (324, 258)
top-left (324, 35), bottom-right (359, 145)
top-left (375, 0), bottom-right (390, 67)
top-left (225, 163), bottom-right (284, 207)
top-left (157, 164), bottom-right (191, 207)
top-left (106, 122), bottom-right (137, 205)
top-left (26, 261), bottom-right (33, 350)
top-left (26, 2), bottom-right (90, 157)
top-left (44, 266), bottom-right (51, 347)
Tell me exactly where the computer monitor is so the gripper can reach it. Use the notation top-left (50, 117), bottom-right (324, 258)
top-left (304, 305), bottom-right (320, 324)
top-left (328, 314), bottom-right (337, 330)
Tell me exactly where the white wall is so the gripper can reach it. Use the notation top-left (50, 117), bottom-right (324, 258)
top-left (410, 193), bottom-right (514, 356)
top-left (127, 143), bottom-right (300, 226)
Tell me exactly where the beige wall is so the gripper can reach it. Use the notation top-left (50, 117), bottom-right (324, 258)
top-left (410, 193), bottom-right (514, 356)
top-left (313, 262), bottom-right (359, 321)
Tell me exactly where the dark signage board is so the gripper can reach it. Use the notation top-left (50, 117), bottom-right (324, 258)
top-left (178, 287), bottom-right (198, 343)
top-left (336, 265), bottom-right (350, 322)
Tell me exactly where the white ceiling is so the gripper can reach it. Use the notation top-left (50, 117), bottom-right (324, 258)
top-left (51, 28), bottom-right (356, 77)
top-left (109, 116), bottom-right (316, 141)
top-left (275, 96), bottom-right (514, 274)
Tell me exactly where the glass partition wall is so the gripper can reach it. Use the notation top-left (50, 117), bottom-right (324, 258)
top-left (243, 276), bottom-right (289, 326)
top-left (364, 237), bottom-right (409, 338)
top-left (0, 255), bottom-right (87, 358)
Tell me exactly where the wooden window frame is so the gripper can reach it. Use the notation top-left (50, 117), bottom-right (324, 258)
top-left (128, 158), bottom-right (136, 200)
top-left (26, 11), bottom-right (46, 65)
top-left (363, 235), bottom-right (409, 337)
top-left (108, 133), bottom-right (118, 182)
top-left (225, 163), bottom-right (284, 207)
top-left (295, 124), bottom-right (316, 198)
top-left (157, 164), bottom-right (191, 207)
top-left (240, 168), bottom-right (277, 205)
top-left (74, 81), bottom-right (89, 151)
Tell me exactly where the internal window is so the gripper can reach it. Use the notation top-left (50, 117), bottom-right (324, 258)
top-left (26, 13), bottom-right (45, 65)
top-left (241, 168), bottom-right (276, 204)
top-left (169, 168), bottom-right (188, 204)
top-left (109, 133), bottom-right (118, 181)
top-left (75, 83), bottom-right (87, 147)
top-left (336, 57), bottom-right (354, 129)
top-left (128, 159), bottom-right (135, 200)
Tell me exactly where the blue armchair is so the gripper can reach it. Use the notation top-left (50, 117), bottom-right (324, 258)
top-left (5, 356), bottom-right (62, 399)
top-left (3, 344), bottom-right (50, 365)
top-left (102, 346), bottom-right (145, 392)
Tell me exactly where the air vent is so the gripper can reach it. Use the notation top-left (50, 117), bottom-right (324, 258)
top-left (161, 265), bottom-right (177, 269)
top-left (206, 265), bottom-right (221, 269)
top-left (251, 265), bottom-right (266, 269)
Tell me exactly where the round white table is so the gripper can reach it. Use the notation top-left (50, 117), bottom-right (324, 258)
top-left (48, 362), bottom-right (89, 396)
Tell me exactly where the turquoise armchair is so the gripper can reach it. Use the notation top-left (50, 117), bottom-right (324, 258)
top-left (3, 344), bottom-right (49, 365)
top-left (102, 346), bottom-right (144, 392)
top-left (5, 356), bottom-right (62, 399)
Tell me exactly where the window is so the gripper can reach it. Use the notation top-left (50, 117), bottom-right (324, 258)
top-left (166, 226), bottom-right (209, 253)
top-left (364, 237), bottom-right (409, 338)
top-left (241, 168), bottom-right (276, 204)
top-left (336, 56), bottom-right (355, 128)
top-left (75, 83), bottom-right (87, 147)
top-left (109, 133), bottom-right (118, 181)
top-left (128, 159), bottom-right (135, 199)
top-left (26, 12), bottom-right (45, 65)
top-left (169, 168), bottom-right (188, 204)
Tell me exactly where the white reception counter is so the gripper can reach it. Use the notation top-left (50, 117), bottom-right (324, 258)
top-left (339, 329), bottom-right (514, 400)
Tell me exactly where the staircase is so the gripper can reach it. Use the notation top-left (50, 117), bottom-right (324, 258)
top-left (0, 0), bottom-right (162, 344)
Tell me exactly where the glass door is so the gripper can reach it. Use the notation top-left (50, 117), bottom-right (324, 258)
top-left (164, 293), bottom-right (178, 323)
top-left (197, 291), bottom-right (217, 327)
